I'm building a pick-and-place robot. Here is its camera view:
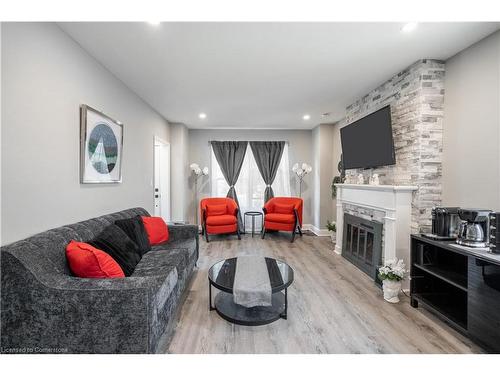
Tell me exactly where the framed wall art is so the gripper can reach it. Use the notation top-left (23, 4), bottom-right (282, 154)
top-left (80, 105), bottom-right (123, 183)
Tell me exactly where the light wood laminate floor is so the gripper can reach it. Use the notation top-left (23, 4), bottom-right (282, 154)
top-left (167, 232), bottom-right (481, 354)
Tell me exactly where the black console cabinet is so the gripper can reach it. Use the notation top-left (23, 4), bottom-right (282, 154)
top-left (468, 257), bottom-right (500, 351)
top-left (411, 235), bottom-right (500, 352)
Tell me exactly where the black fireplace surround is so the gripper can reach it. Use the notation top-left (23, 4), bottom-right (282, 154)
top-left (342, 213), bottom-right (383, 281)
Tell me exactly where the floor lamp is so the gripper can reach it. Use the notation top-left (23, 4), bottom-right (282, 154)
top-left (190, 163), bottom-right (209, 229)
top-left (292, 162), bottom-right (312, 198)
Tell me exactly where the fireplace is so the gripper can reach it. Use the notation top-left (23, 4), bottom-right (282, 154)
top-left (342, 213), bottom-right (383, 281)
top-left (334, 184), bottom-right (418, 289)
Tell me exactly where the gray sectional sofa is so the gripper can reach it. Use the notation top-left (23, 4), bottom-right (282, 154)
top-left (0, 208), bottom-right (198, 354)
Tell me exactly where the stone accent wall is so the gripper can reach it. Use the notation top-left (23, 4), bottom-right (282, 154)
top-left (344, 59), bottom-right (445, 232)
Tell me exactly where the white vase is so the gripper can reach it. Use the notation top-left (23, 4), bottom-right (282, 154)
top-left (382, 279), bottom-right (401, 303)
top-left (330, 232), bottom-right (336, 243)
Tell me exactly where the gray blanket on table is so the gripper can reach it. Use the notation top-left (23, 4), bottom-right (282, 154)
top-left (233, 256), bottom-right (272, 307)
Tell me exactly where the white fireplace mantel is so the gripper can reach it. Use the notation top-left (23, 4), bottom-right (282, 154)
top-left (334, 184), bottom-right (418, 266)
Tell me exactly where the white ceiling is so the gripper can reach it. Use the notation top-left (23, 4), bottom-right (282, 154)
top-left (59, 22), bottom-right (499, 129)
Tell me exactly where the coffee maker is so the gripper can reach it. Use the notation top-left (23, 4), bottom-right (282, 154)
top-left (456, 208), bottom-right (492, 248)
top-left (422, 207), bottom-right (460, 240)
top-left (489, 212), bottom-right (500, 253)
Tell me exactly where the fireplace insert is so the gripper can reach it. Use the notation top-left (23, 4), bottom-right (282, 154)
top-left (342, 213), bottom-right (383, 282)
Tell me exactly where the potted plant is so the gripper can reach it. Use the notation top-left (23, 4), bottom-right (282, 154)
top-left (377, 259), bottom-right (406, 303)
top-left (331, 154), bottom-right (346, 199)
top-left (326, 220), bottom-right (336, 243)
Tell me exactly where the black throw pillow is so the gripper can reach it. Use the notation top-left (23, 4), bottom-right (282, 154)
top-left (115, 215), bottom-right (152, 256)
top-left (89, 224), bottom-right (141, 277)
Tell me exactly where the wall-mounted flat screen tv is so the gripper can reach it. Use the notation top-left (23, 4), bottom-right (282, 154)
top-left (340, 105), bottom-right (396, 170)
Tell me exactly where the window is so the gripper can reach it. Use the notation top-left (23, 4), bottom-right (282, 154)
top-left (211, 143), bottom-right (291, 220)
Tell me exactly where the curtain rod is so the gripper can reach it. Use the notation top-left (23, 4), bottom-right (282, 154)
top-left (207, 140), bottom-right (289, 145)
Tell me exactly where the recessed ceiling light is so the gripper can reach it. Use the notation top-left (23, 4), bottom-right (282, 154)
top-left (148, 21), bottom-right (161, 26)
top-left (303, 114), bottom-right (311, 120)
top-left (199, 113), bottom-right (207, 119)
top-left (401, 22), bottom-right (418, 33)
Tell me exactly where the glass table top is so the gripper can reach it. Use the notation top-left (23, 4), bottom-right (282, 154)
top-left (208, 256), bottom-right (294, 293)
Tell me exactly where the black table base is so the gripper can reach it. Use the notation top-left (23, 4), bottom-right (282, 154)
top-left (208, 256), bottom-right (293, 326)
top-left (212, 290), bottom-right (287, 326)
top-left (243, 211), bottom-right (263, 237)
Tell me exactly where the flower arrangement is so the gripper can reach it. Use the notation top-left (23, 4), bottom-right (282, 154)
top-left (326, 220), bottom-right (336, 232)
top-left (331, 176), bottom-right (342, 198)
top-left (326, 220), bottom-right (337, 244)
top-left (378, 259), bottom-right (406, 282)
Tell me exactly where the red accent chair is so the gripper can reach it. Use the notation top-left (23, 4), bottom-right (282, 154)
top-left (200, 197), bottom-right (241, 242)
top-left (262, 197), bottom-right (303, 242)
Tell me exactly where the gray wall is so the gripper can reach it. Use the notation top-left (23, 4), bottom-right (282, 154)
top-left (187, 129), bottom-right (314, 225)
top-left (1, 23), bottom-right (171, 245)
top-left (312, 124), bottom-right (335, 229)
top-left (331, 118), bottom-right (346, 220)
top-left (330, 30), bottom-right (500, 220)
top-left (442, 30), bottom-right (500, 210)
top-left (0, 23), bottom-right (3, 244)
top-left (170, 123), bottom-right (190, 221)
top-left (332, 59), bottom-right (446, 232)
top-left (329, 60), bottom-right (447, 271)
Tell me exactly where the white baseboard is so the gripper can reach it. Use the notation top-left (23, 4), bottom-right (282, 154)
top-left (199, 223), bottom-right (331, 237)
top-left (302, 224), bottom-right (331, 237)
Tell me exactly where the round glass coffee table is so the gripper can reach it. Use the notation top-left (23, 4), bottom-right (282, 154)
top-left (208, 257), bottom-right (294, 326)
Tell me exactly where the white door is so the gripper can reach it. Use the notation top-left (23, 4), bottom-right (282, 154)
top-left (153, 137), bottom-right (170, 222)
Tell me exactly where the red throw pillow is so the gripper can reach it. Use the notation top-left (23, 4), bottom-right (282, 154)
top-left (141, 216), bottom-right (169, 245)
top-left (206, 204), bottom-right (227, 216)
top-left (66, 240), bottom-right (125, 278)
top-left (274, 203), bottom-right (295, 214)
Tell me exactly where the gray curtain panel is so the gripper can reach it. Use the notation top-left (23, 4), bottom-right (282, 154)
top-left (211, 141), bottom-right (248, 228)
top-left (250, 141), bottom-right (285, 202)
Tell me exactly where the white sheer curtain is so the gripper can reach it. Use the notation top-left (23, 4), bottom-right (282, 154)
top-left (211, 143), bottom-right (291, 217)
